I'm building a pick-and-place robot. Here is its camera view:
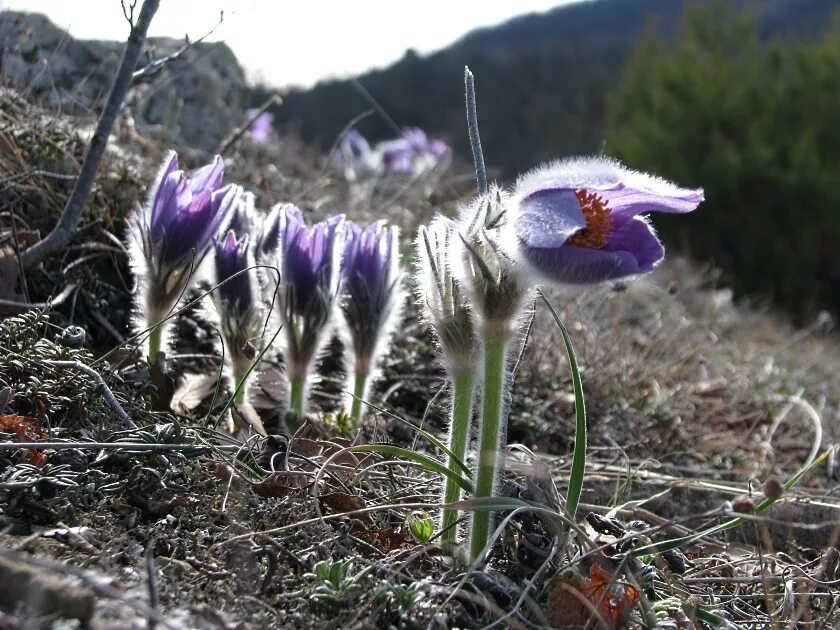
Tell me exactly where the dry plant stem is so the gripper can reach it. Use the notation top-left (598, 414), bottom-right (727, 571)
top-left (20, 0), bottom-right (161, 269)
top-left (470, 334), bottom-right (509, 562)
top-left (440, 369), bottom-right (476, 545)
top-left (43, 360), bottom-right (137, 429)
top-left (464, 67), bottom-right (487, 196)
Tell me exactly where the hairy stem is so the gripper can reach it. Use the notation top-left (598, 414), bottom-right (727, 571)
top-left (21, 0), bottom-right (161, 268)
top-left (349, 371), bottom-right (368, 427)
top-left (440, 369), bottom-right (476, 546)
top-left (469, 335), bottom-right (508, 562)
top-left (289, 376), bottom-right (306, 420)
top-left (147, 326), bottom-right (163, 365)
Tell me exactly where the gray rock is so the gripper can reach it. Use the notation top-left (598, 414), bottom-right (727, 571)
top-left (0, 11), bottom-right (250, 151)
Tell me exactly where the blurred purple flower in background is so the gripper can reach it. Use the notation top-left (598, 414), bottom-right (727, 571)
top-left (511, 157), bottom-right (704, 284)
top-left (246, 109), bottom-right (274, 144)
top-left (375, 127), bottom-right (451, 176)
top-left (340, 220), bottom-right (404, 423)
top-left (127, 150), bottom-right (241, 361)
top-left (332, 129), bottom-right (379, 181)
top-left (272, 204), bottom-right (346, 418)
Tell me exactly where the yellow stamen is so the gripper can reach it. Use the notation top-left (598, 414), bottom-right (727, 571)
top-left (565, 189), bottom-right (613, 249)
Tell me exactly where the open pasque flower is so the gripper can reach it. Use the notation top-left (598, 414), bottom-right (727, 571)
top-left (511, 157), bottom-right (704, 284)
top-left (127, 150), bottom-right (241, 361)
top-left (273, 204), bottom-right (346, 418)
top-left (340, 220), bottom-right (404, 424)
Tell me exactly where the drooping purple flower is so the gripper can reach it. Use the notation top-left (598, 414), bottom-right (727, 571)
top-left (127, 150), bottom-right (241, 358)
top-left (341, 221), bottom-right (404, 374)
top-left (511, 157), bottom-right (704, 284)
top-left (247, 110), bottom-right (274, 143)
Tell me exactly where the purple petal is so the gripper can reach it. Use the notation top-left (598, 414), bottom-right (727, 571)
top-left (150, 169), bottom-right (190, 241)
top-left (514, 189), bottom-right (587, 248)
top-left (519, 216), bottom-right (663, 283)
top-left (215, 229), bottom-right (252, 313)
top-left (599, 184), bottom-right (705, 220)
top-left (189, 155), bottom-right (225, 195)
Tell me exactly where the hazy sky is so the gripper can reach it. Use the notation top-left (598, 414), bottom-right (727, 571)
top-left (1, 0), bottom-right (579, 88)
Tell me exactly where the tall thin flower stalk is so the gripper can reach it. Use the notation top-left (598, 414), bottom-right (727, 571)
top-left (458, 69), bottom-right (529, 562)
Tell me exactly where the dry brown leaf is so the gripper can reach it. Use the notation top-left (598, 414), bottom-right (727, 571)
top-left (170, 372), bottom-right (217, 415)
top-left (547, 563), bottom-right (640, 629)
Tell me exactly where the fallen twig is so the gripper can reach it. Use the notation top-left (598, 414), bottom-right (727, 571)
top-left (42, 360), bottom-right (137, 428)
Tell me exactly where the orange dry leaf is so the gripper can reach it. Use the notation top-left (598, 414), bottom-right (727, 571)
top-left (547, 563), bottom-right (640, 629)
top-left (0, 414), bottom-right (47, 466)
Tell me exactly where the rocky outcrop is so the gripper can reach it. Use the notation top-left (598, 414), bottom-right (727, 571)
top-left (0, 11), bottom-right (249, 151)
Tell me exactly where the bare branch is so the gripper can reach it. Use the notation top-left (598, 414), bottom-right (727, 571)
top-left (131, 11), bottom-right (225, 85)
top-left (20, 0), bottom-right (161, 270)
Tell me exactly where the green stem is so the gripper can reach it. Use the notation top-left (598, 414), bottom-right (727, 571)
top-left (289, 376), bottom-right (306, 419)
top-left (147, 325), bottom-right (163, 364)
top-left (349, 371), bottom-right (368, 427)
top-left (440, 370), bottom-right (476, 547)
top-left (469, 334), bottom-right (508, 562)
top-left (233, 371), bottom-right (247, 406)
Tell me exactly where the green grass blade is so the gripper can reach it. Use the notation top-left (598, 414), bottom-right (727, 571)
top-left (539, 291), bottom-right (587, 520)
top-left (345, 443), bottom-right (473, 494)
top-left (346, 394), bottom-right (471, 478)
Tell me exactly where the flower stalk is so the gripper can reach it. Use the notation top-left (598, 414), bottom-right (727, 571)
top-left (471, 334), bottom-right (513, 561)
top-left (440, 368), bottom-right (476, 545)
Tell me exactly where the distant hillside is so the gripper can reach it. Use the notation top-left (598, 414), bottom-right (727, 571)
top-left (270, 0), bottom-right (840, 178)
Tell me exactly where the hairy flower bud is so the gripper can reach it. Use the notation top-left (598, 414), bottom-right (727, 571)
top-left (415, 216), bottom-right (476, 374)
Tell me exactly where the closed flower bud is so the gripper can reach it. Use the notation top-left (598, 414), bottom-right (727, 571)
top-left (127, 150), bottom-right (241, 360)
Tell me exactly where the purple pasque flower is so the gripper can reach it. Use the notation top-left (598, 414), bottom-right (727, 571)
top-left (511, 157), bottom-right (704, 284)
top-left (214, 230), bottom-right (254, 318)
top-left (341, 221), bottom-right (404, 376)
top-left (272, 204), bottom-right (345, 411)
top-left (147, 152), bottom-right (240, 270)
top-left (128, 150), bottom-right (241, 354)
top-left (212, 229), bottom-right (264, 401)
top-left (376, 127), bottom-right (449, 175)
top-left (279, 206), bottom-right (345, 318)
top-left (332, 129), bottom-right (379, 181)
top-left (247, 110), bottom-right (274, 143)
